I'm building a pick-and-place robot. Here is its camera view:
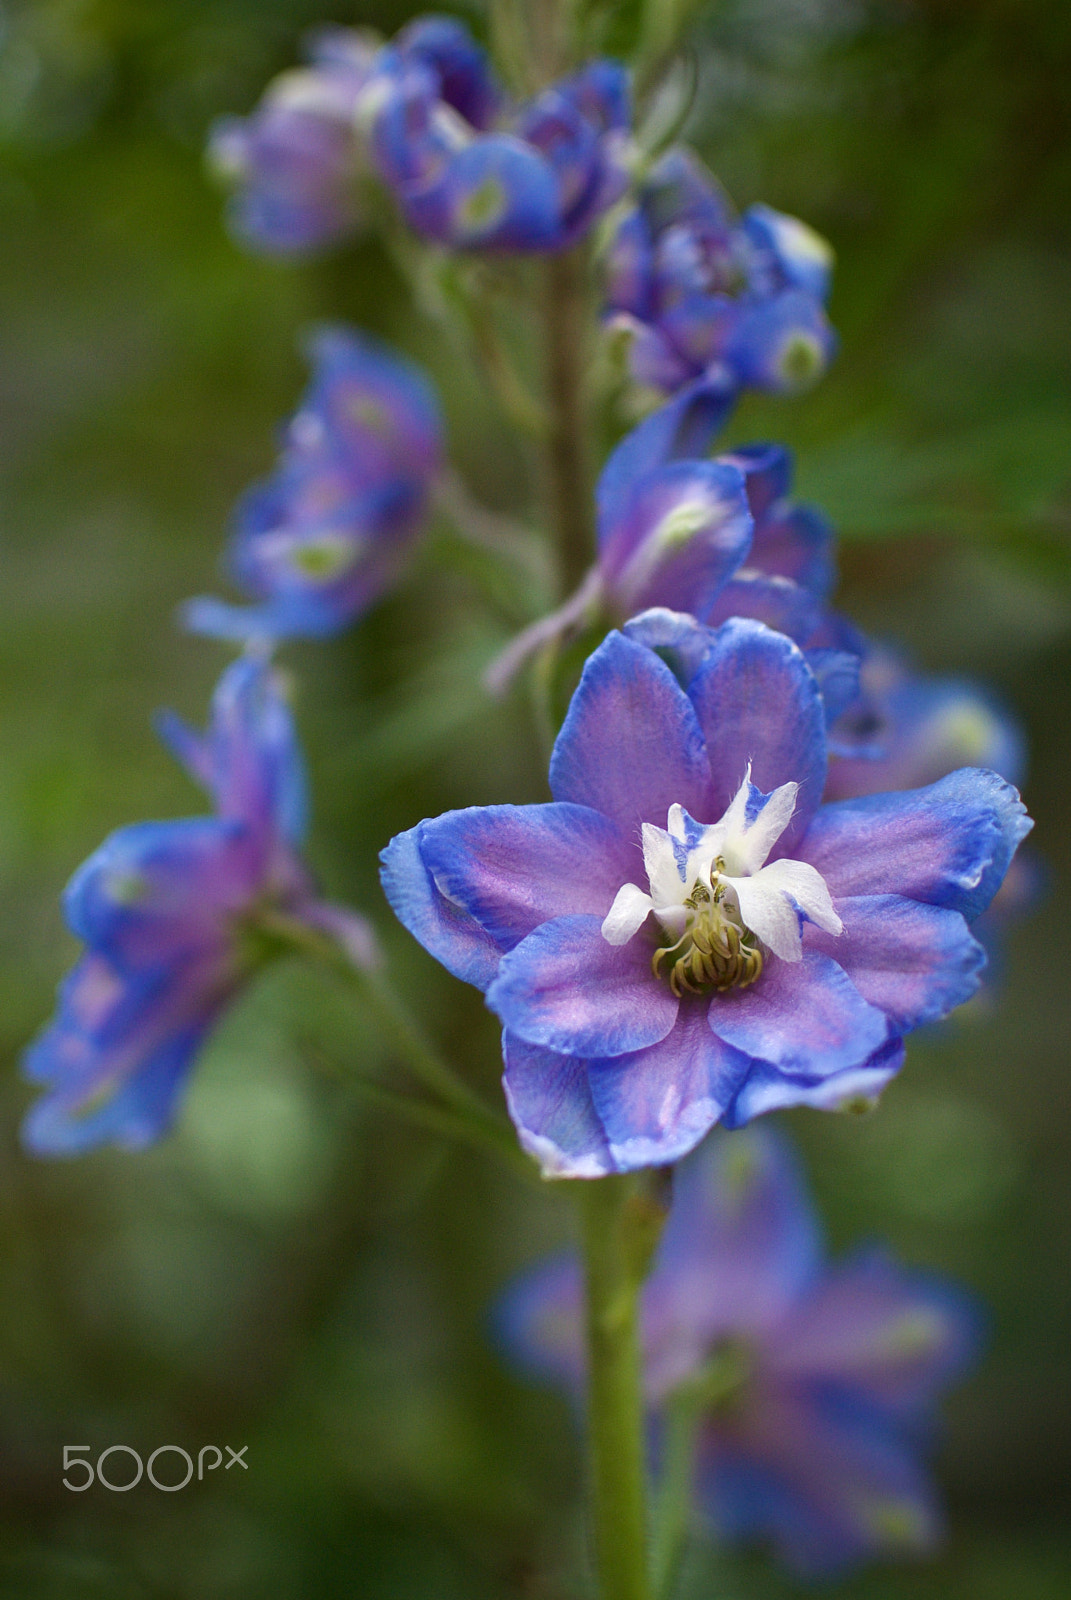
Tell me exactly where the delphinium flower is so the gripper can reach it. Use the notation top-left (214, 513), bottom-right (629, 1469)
top-left (383, 616), bottom-right (1030, 1175)
top-left (499, 1126), bottom-right (978, 1577)
top-left (486, 379), bottom-right (862, 733)
top-left (184, 326), bottom-right (443, 642)
top-left (366, 16), bottom-right (631, 251)
top-left (605, 147), bottom-right (836, 403)
top-left (22, 658), bottom-right (377, 1155)
top-left (209, 28), bottom-right (378, 254)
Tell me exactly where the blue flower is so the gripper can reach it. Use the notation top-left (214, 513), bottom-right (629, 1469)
top-left (22, 658), bottom-right (377, 1156)
top-left (499, 1126), bottom-right (979, 1577)
top-left (209, 28), bottom-right (378, 255)
top-left (368, 20), bottom-right (630, 251)
top-left (184, 327), bottom-right (443, 642)
top-left (605, 147), bottom-right (836, 401)
top-left (383, 619), bottom-right (1030, 1176)
top-left (487, 384), bottom-right (860, 731)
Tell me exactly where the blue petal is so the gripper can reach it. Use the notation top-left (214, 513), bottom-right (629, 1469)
top-left (600, 459), bottom-right (753, 619)
top-left (596, 378), bottom-right (736, 540)
top-left (502, 1032), bottom-right (616, 1177)
top-left (63, 818), bottom-right (252, 969)
top-left (420, 137), bottom-right (561, 251)
top-left (804, 895), bottom-right (985, 1032)
top-left (799, 769), bottom-right (1033, 919)
top-left (203, 656), bottom-right (309, 846)
top-left (586, 1002), bottom-right (749, 1171)
top-left (379, 822), bottom-right (505, 992)
top-left (487, 914), bottom-right (679, 1059)
top-left (22, 1018), bottom-right (208, 1156)
top-left (688, 618), bottom-right (827, 850)
top-left (707, 953), bottom-right (889, 1079)
top-left (418, 803), bottom-right (636, 950)
top-left (722, 1036), bottom-right (905, 1127)
top-left (550, 630), bottom-right (713, 835)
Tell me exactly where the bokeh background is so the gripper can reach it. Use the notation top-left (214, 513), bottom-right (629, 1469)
top-left (1, 1), bottom-right (1069, 1595)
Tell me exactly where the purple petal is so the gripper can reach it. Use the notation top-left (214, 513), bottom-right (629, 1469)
top-left (696, 1384), bottom-right (940, 1577)
top-left (769, 1250), bottom-right (980, 1417)
top-left (418, 803), bottom-right (635, 949)
top-left (488, 914), bottom-right (679, 1058)
top-left (701, 572), bottom-right (822, 641)
top-left (587, 1002), bottom-right (749, 1172)
top-left (805, 895), bottom-right (985, 1031)
top-left (799, 770), bottom-right (1033, 919)
top-left (707, 953), bottom-right (889, 1078)
top-left (596, 378), bottom-right (736, 539)
top-left (63, 819), bottom-right (256, 971)
top-left (379, 823), bottom-right (505, 991)
top-left (688, 619), bottom-right (827, 849)
top-left (600, 460), bottom-right (753, 619)
top-left (502, 1031), bottom-right (616, 1177)
top-left (550, 631), bottom-right (713, 835)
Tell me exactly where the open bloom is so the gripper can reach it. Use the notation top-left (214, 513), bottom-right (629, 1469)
top-left (209, 28), bottom-right (378, 254)
top-left (606, 147), bottom-right (836, 401)
top-left (367, 18), bottom-right (630, 251)
top-left (184, 326), bottom-right (443, 641)
top-left (500, 1127), bottom-right (978, 1576)
top-left (383, 619), bottom-right (1030, 1175)
top-left (22, 658), bottom-right (377, 1155)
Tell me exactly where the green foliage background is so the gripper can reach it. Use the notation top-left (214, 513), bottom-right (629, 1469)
top-left (0, 1), bottom-right (1068, 1595)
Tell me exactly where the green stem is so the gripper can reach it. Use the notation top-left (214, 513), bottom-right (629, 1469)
top-left (649, 1396), bottom-right (701, 1600)
top-left (579, 1176), bottom-right (653, 1600)
top-left (543, 248), bottom-right (596, 597)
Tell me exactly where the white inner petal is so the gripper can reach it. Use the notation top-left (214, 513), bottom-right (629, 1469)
top-left (599, 770), bottom-right (842, 968)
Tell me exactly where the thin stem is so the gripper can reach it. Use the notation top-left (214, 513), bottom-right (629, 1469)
top-left (314, 1060), bottom-right (541, 1185)
top-left (579, 1176), bottom-right (653, 1600)
top-left (649, 1397), bottom-right (702, 1600)
top-left (543, 248), bottom-right (596, 597)
top-left (256, 910), bottom-right (526, 1173)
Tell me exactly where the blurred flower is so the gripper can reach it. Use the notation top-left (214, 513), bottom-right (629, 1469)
top-left (209, 28), bottom-right (378, 254)
top-left (184, 326), bottom-right (443, 642)
top-left (22, 658), bottom-right (377, 1155)
top-left (367, 18), bottom-right (631, 251)
top-left (383, 618), bottom-right (1030, 1176)
top-left (826, 647), bottom-right (1038, 989)
top-left (605, 147), bottom-right (836, 401)
top-left (500, 1126), bottom-right (978, 1576)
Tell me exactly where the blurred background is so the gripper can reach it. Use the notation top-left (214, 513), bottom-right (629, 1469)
top-left (1, 0), bottom-right (1069, 1595)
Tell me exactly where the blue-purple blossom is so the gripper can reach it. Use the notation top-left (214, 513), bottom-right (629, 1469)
top-left (383, 617), bottom-right (1030, 1176)
top-left (22, 658), bottom-right (377, 1156)
top-left (209, 28), bottom-right (378, 254)
top-left (185, 327), bottom-right (443, 642)
top-left (487, 382), bottom-right (857, 725)
top-left (500, 1126), bottom-right (978, 1576)
top-left (367, 19), bottom-right (630, 251)
top-left (605, 148), bottom-right (836, 401)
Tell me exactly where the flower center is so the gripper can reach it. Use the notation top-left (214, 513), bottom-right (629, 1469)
top-left (651, 856), bottom-right (764, 997)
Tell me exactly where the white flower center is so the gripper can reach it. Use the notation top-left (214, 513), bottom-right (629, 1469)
top-left (601, 768), bottom-right (842, 995)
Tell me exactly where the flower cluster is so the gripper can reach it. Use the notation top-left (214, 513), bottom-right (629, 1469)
top-left (605, 148), bottom-right (837, 400)
top-left (500, 1126), bottom-right (977, 1576)
top-left (185, 326), bottom-right (443, 642)
top-left (23, 659), bottom-right (376, 1154)
top-left (213, 15), bottom-right (630, 257)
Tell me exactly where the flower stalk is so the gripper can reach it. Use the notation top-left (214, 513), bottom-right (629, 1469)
top-left (544, 246), bottom-right (596, 596)
top-left (579, 1175), bottom-right (657, 1600)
